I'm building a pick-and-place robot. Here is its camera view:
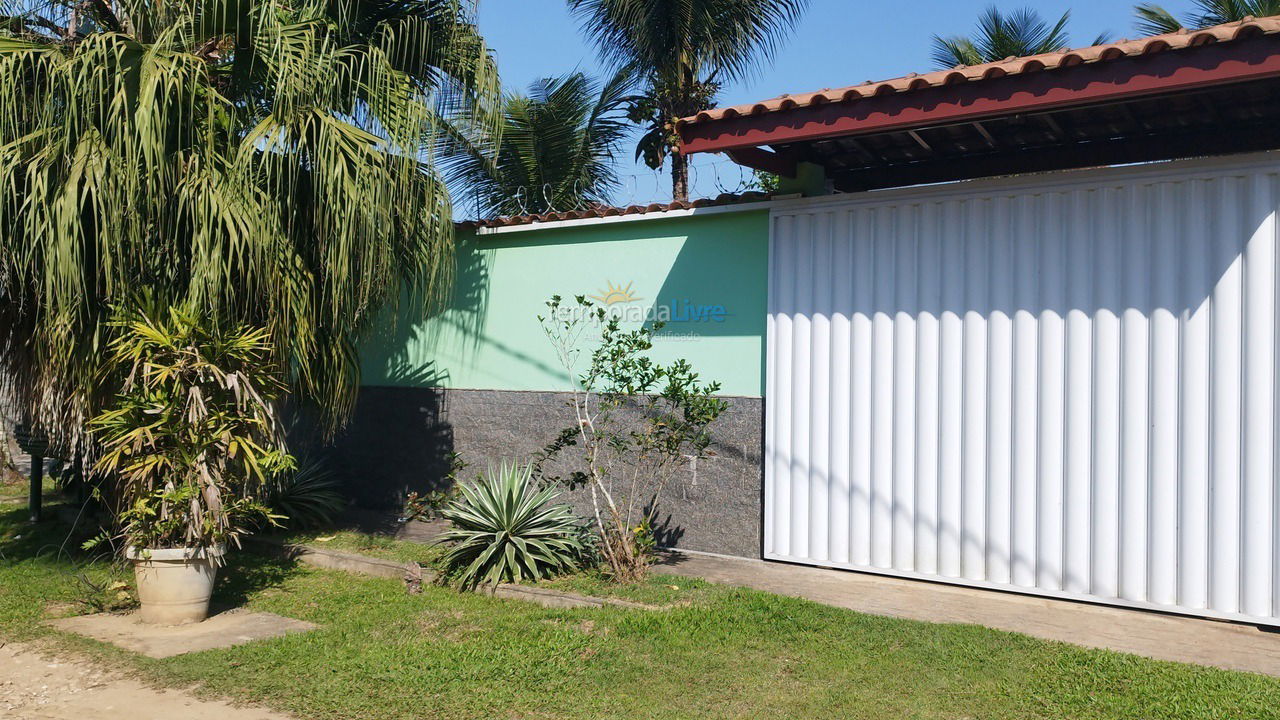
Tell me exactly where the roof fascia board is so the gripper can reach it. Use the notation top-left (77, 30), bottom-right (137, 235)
top-left (470, 150), bottom-right (1280, 237)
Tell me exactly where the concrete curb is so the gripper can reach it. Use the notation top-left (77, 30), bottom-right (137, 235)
top-left (244, 537), bottom-right (421, 580)
top-left (483, 583), bottom-right (661, 611)
top-left (288, 545), bottom-right (417, 580)
top-left (245, 536), bottom-right (664, 611)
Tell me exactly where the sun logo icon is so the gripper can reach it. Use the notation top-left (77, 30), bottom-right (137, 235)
top-left (591, 281), bottom-right (641, 305)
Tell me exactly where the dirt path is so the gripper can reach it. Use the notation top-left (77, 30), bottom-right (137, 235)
top-left (0, 641), bottom-right (292, 720)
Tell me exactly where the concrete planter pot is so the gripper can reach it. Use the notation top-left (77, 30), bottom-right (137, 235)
top-left (126, 546), bottom-right (224, 625)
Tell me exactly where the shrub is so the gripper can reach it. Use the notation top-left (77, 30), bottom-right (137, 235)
top-left (69, 573), bottom-right (137, 614)
top-left (400, 452), bottom-right (467, 523)
top-left (536, 295), bottom-right (727, 582)
top-left (265, 457), bottom-right (347, 530)
top-left (437, 462), bottom-right (591, 588)
top-left (90, 305), bottom-right (293, 553)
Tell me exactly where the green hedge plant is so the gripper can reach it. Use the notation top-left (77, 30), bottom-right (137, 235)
top-left (437, 463), bottom-right (591, 588)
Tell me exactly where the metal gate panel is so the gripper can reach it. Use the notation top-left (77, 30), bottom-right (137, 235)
top-left (765, 153), bottom-right (1280, 624)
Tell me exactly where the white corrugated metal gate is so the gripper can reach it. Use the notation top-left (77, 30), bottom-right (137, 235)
top-left (764, 152), bottom-right (1280, 624)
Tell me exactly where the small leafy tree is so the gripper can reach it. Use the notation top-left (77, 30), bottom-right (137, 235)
top-left (536, 295), bottom-right (727, 581)
top-left (750, 170), bottom-right (781, 194)
top-left (91, 306), bottom-right (293, 554)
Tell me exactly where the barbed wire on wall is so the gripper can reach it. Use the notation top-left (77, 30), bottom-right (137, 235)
top-left (455, 157), bottom-right (764, 220)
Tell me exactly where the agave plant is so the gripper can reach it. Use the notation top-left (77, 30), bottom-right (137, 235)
top-left (437, 463), bottom-right (591, 588)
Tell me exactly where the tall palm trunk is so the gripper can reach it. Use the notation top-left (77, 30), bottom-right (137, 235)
top-left (671, 150), bottom-right (689, 203)
top-left (0, 421), bottom-right (16, 482)
top-left (567, 0), bottom-right (806, 207)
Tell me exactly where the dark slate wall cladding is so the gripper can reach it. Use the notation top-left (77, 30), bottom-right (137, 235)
top-left (328, 386), bottom-right (764, 559)
top-left (326, 386), bottom-right (455, 510)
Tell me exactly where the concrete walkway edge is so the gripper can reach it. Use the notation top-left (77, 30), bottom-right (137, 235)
top-left (656, 551), bottom-right (1280, 677)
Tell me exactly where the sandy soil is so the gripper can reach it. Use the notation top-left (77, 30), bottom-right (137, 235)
top-left (0, 641), bottom-right (292, 720)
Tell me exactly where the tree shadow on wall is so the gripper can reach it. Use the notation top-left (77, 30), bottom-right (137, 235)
top-left (325, 234), bottom-right (495, 514)
top-left (356, 231), bottom-right (492, 389)
top-left (326, 361), bottom-right (457, 511)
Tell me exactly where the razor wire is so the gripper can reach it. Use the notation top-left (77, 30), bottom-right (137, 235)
top-left (456, 157), bottom-right (765, 220)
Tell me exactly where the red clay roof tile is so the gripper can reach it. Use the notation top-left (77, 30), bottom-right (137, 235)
top-left (678, 16), bottom-right (1280, 128)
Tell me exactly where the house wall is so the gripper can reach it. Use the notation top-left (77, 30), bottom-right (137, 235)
top-left (330, 209), bottom-right (771, 557)
top-left (360, 209), bottom-right (770, 396)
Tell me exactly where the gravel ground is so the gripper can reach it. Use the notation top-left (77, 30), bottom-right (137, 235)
top-left (0, 641), bottom-right (292, 720)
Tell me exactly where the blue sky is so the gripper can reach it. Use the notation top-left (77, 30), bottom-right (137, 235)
top-left (473, 0), bottom-right (1203, 205)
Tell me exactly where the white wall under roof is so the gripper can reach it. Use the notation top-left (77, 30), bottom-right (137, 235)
top-left (765, 151), bottom-right (1280, 624)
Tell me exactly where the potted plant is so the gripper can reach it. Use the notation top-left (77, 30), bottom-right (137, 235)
top-left (90, 305), bottom-right (292, 624)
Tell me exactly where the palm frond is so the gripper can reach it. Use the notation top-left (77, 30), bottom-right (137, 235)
top-left (265, 455), bottom-right (347, 528)
top-left (930, 6), bottom-right (1090, 69)
top-left (930, 36), bottom-right (982, 68)
top-left (0, 0), bottom-right (501, 450)
top-left (1187, 0), bottom-right (1280, 28)
top-left (1134, 3), bottom-right (1185, 34)
top-left (444, 67), bottom-right (636, 217)
top-left (569, 0), bottom-right (807, 83)
top-left (1135, 0), bottom-right (1280, 35)
top-left (567, 0), bottom-right (808, 201)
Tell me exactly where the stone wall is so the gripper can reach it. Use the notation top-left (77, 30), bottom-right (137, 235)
top-left (328, 386), bottom-right (764, 558)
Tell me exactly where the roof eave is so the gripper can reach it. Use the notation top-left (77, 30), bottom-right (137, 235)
top-left (679, 33), bottom-right (1280, 156)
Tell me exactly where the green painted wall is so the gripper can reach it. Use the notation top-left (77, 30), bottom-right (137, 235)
top-left (360, 209), bottom-right (769, 397)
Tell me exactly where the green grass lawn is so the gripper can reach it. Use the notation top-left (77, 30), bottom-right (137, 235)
top-left (277, 528), bottom-right (715, 606)
top-left (0, 474), bottom-right (56, 504)
top-left (4, 504), bottom-right (1280, 720)
top-left (280, 528), bottom-right (443, 565)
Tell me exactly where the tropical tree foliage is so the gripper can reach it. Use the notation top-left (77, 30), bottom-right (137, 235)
top-left (931, 6), bottom-right (1110, 69)
top-left (0, 0), bottom-right (500, 450)
top-left (445, 68), bottom-right (636, 218)
top-left (1134, 0), bottom-right (1280, 35)
top-left (567, 0), bottom-right (808, 202)
top-left (264, 456), bottom-right (346, 529)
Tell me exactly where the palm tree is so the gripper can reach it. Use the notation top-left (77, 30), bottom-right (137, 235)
top-left (445, 69), bottom-right (636, 218)
top-left (931, 6), bottom-right (1111, 69)
top-left (0, 0), bottom-right (500, 447)
top-left (567, 0), bottom-right (809, 203)
top-left (1134, 0), bottom-right (1280, 35)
